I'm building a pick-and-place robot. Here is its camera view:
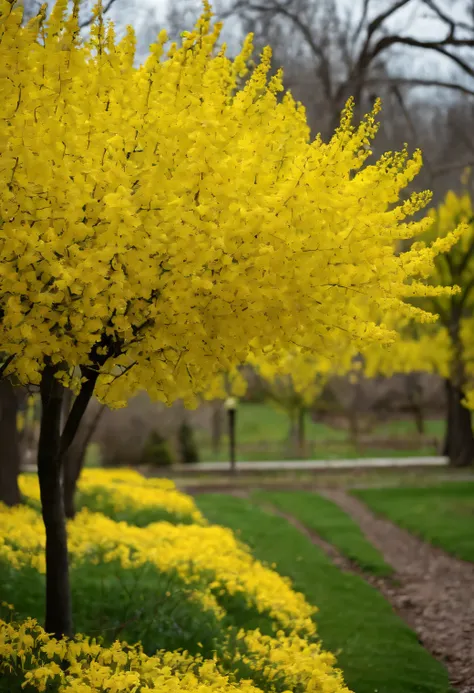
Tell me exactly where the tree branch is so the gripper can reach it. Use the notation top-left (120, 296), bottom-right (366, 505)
top-left (222, 0), bottom-right (334, 100)
top-left (351, 0), bottom-right (370, 45)
top-left (421, 0), bottom-right (474, 38)
top-left (79, 0), bottom-right (119, 29)
top-left (365, 76), bottom-right (474, 99)
top-left (0, 354), bottom-right (15, 379)
top-left (59, 366), bottom-right (100, 459)
top-left (368, 35), bottom-right (474, 78)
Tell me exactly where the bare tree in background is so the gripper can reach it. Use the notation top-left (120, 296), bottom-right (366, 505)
top-left (18, 0), bottom-right (123, 28)
top-left (217, 0), bottom-right (474, 125)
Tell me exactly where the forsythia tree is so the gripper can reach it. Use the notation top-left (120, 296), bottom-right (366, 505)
top-left (363, 322), bottom-right (450, 439)
top-left (0, 0), bottom-right (458, 638)
top-left (425, 190), bottom-right (474, 466)
top-left (365, 188), bottom-right (474, 466)
top-left (249, 348), bottom-right (351, 457)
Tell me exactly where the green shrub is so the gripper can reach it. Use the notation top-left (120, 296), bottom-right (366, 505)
top-left (141, 430), bottom-right (174, 467)
top-left (177, 421), bottom-right (200, 464)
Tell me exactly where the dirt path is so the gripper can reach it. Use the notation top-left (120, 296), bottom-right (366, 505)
top-left (320, 490), bottom-right (474, 692)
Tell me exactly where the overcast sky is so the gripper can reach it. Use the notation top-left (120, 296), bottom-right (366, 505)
top-left (106, 0), bottom-right (473, 84)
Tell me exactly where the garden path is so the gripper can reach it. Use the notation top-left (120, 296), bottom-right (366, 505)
top-left (320, 490), bottom-right (474, 693)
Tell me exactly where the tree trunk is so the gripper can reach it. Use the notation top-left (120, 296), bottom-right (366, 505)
top-left (211, 400), bottom-right (222, 455)
top-left (444, 379), bottom-right (474, 467)
top-left (442, 378), bottom-right (452, 456)
top-left (38, 364), bottom-right (73, 638)
top-left (297, 406), bottom-right (306, 458)
top-left (413, 407), bottom-right (425, 436)
top-left (228, 407), bottom-right (236, 473)
top-left (63, 404), bottom-right (105, 519)
top-left (63, 444), bottom-right (84, 521)
top-left (0, 379), bottom-right (21, 506)
top-left (406, 374), bottom-right (425, 436)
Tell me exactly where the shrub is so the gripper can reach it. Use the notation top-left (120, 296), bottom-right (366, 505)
top-left (177, 421), bottom-right (200, 465)
top-left (141, 431), bottom-right (174, 467)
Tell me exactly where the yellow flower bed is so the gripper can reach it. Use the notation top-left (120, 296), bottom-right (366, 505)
top-left (0, 469), bottom-right (352, 692)
top-left (19, 471), bottom-right (204, 524)
top-left (0, 615), bottom-right (261, 693)
top-left (0, 614), bottom-right (350, 693)
top-left (0, 502), bottom-right (313, 634)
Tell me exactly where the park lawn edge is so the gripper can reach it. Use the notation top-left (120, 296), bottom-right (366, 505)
top-left (196, 493), bottom-right (452, 693)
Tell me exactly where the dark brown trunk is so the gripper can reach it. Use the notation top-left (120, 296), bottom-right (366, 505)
top-left (38, 364), bottom-right (73, 638)
top-left (63, 446), bottom-right (83, 521)
top-left (63, 404), bottom-right (105, 519)
top-left (0, 379), bottom-right (21, 506)
top-left (445, 318), bottom-right (474, 467)
top-left (406, 374), bottom-right (425, 436)
top-left (442, 378), bottom-right (453, 456)
top-left (62, 388), bottom-right (74, 430)
top-left (444, 379), bottom-right (474, 467)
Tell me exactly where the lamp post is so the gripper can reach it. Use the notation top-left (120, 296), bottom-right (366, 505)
top-left (224, 397), bottom-right (238, 474)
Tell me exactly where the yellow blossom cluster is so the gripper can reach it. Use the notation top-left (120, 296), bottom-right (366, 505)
top-left (78, 469), bottom-right (205, 524)
top-left (363, 187), bottom-right (474, 387)
top-left (230, 629), bottom-right (351, 693)
top-left (0, 615), bottom-right (260, 693)
top-left (249, 346), bottom-right (355, 408)
top-left (0, 0), bottom-right (459, 408)
top-left (1, 493), bottom-right (314, 634)
top-left (0, 614), bottom-right (350, 693)
top-left (0, 469), bottom-right (353, 692)
top-left (363, 326), bottom-right (451, 379)
top-left (18, 470), bottom-right (203, 524)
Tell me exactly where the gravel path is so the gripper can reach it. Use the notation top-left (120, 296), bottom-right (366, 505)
top-left (321, 490), bottom-right (474, 692)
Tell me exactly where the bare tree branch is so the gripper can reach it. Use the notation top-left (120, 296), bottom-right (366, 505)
top-left (421, 0), bottom-right (474, 37)
top-left (222, 0), bottom-right (334, 99)
top-left (351, 0), bottom-right (370, 44)
top-left (365, 76), bottom-right (474, 99)
top-left (79, 0), bottom-right (119, 29)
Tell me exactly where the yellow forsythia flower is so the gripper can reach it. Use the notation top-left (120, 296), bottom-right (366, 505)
top-left (0, 0), bottom-right (456, 409)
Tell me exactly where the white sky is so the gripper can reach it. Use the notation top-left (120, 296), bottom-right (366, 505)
top-left (109, 0), bottom-right (473, 84)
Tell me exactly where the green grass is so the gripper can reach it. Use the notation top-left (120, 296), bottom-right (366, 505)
top-left (0, 559), bottom-right (225, 658)
top-left (194, 402), bottom-right (443, 462)
top-left (354, 482), bottom-right (474, 562)
top-left (254, 490), bottom-right (392, 576)
top-left (197, 494), bottom-right (452, 693)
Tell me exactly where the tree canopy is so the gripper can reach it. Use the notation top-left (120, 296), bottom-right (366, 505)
top-left (0, 0), bottom-right (458, 411)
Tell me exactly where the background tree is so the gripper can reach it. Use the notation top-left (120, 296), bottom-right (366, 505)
top-left (250, 350), bottom-right (337, 457)
top-left (0, 377), bottom-right (22, 506)
top-left (177, 419), bottom-right (200, 464)
top-left (215, 0), bottom-right (474, 124)
top-left (414, 188), bottom-right (474, 466)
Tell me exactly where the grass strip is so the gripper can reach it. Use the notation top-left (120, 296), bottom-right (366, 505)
top-left (353, 482), bottom-right (474, 562)
top-left (197, 493), bottom-right (452, 693)
top-left (253, 490), bottom-right (393, 576)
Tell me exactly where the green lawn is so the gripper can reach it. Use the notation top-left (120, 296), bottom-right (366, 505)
top-left (254, 490), bottom-right (392, 576)
top-left (197, 494), bottom-right (451, 693)
top-left (194, 402), bottom-right (444, 462)
top-left (354, 482), bottom-right (474, 562)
